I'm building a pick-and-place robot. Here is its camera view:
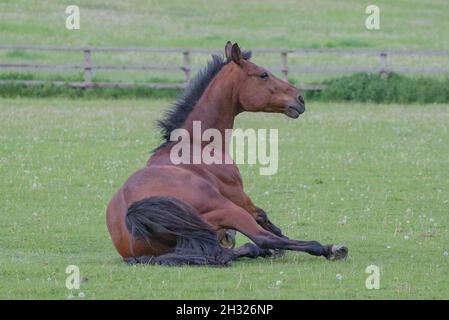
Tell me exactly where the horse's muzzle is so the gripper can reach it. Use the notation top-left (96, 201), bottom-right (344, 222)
top-left (285, 103), bottom-right (305, 119)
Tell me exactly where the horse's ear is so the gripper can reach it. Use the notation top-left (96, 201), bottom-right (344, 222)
top-left (231, 43), bottom-right (242, 65)
top-left (224, 41), bottom-right (233, 60)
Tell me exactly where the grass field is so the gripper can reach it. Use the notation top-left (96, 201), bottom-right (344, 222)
top-left (1, 0), bottom-right (449, 84)
top-left (2, 0), bottom-right (449, 49)
top-left (1, 0), bottom-right (449, 300)
top-left (1, 98), bottom-right (448, 299)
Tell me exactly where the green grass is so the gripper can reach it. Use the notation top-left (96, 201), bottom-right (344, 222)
top-left (1, 0), bottom-right (449, 85)
top-left (1, 0), bottom-right (448, 49)
top-left (1, 98), bottom-right (448, 299)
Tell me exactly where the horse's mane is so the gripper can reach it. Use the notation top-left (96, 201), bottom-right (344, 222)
top-left (155, 50), bottom-right (252, 151)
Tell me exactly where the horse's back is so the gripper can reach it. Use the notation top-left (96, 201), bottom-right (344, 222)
top-left (123, 165), bottom-right (228, 213)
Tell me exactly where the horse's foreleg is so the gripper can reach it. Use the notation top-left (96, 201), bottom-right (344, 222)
top-left (255, 207), bottom-right (286, 238)
top-left (241, 194), bottom-right (285, 238)
top-left (212, 207), bottom-right (347, 260)
top-left (254, 207), bottom-right (286, 257)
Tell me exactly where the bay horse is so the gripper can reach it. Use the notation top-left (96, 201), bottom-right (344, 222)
top-left (106, 42), bottom-right (348, 266)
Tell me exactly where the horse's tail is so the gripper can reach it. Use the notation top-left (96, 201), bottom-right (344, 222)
top-left (124, 196), bottom-right (234, 266)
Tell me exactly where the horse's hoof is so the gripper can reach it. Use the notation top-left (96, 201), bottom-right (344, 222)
top-left (258, 247), bottom-right (273, 258)
top-left (270, 249), bottom-right (285, 259)
top-left (326, 245), bottom-right (348, 261)
top-left (220, 229), bottom-right (236, 249)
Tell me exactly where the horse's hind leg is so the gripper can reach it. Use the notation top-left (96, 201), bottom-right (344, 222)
top-left (217, 229), bottom-right (237, 248)
top-left (232, 243), bottom-right (272, 259)
top-left (219, 208), bottom-right (286, 258)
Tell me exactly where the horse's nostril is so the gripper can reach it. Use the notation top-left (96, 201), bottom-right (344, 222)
top-left (298, 95), bottom-right (305, 104)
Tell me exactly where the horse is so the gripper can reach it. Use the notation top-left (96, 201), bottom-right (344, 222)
top-left (106, 41), bottom-right (348, 266)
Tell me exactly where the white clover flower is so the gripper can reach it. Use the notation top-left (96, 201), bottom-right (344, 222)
top-left (339, 216), bottom-right (348, 225)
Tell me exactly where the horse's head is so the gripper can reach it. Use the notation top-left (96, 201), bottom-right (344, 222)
top-left (225, 41), bottom-right (305, 119)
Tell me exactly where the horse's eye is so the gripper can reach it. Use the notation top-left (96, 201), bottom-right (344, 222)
top-left (260, 72), bottom-right (268, 80)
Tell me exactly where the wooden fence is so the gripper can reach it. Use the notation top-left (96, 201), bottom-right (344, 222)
top-left (1, 45), bottom-right (449, 90)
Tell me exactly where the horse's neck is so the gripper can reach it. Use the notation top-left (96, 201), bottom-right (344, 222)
top-left (149, 67), bottom-right (239, 167)
top-left (182, 69), bottom-right (238, 141)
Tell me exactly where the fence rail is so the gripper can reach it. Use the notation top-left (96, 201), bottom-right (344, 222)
top-left (1, 45), bottom-right (449, 90)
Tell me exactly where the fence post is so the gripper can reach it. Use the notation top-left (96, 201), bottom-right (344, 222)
top-left (281, 51), bottom-right (289, 81)
top-left (379, 52), bottom-right (388, 77)
top-left (83, 49), bottom-right (92, 88)
top-left (182, 51), bottom-right (191, 83)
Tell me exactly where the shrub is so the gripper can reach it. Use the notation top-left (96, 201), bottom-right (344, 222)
top-left (1, 73), bottom-right (448, 103)
top-left (309, 73), bottom-right (449, 104)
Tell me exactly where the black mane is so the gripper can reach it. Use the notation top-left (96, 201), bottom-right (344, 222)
top-left (155, 51), bottom-right (251, 151)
